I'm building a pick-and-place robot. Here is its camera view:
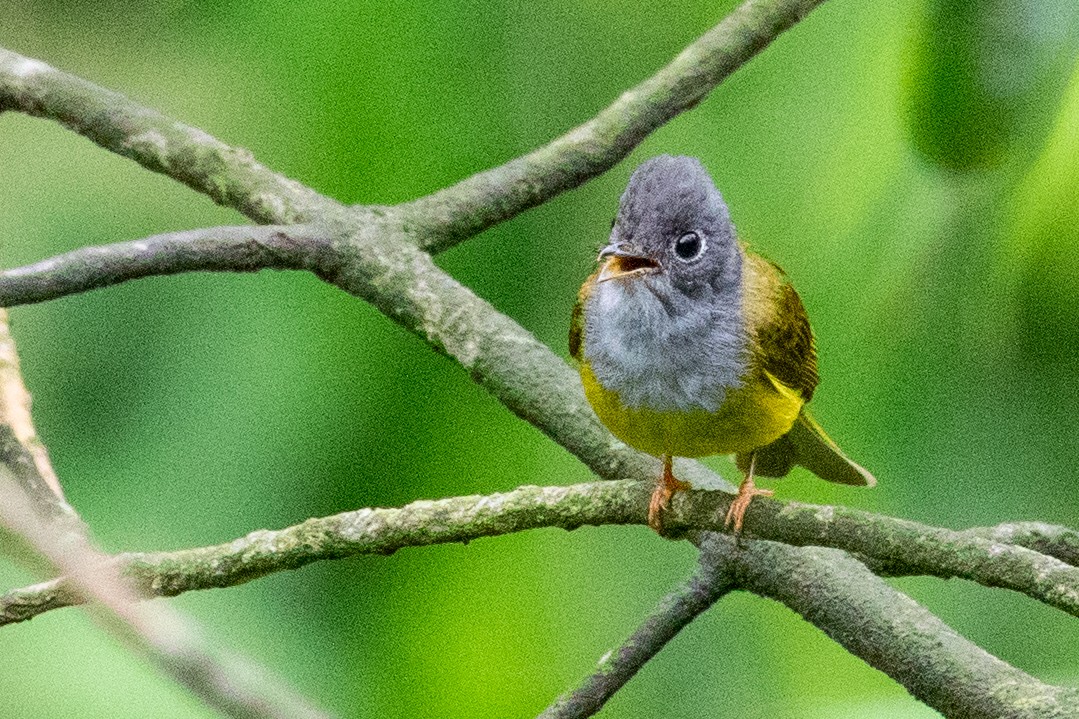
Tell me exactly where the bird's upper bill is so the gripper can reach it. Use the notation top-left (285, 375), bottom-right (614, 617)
top-left (597, 244), bottom-right (660, 283)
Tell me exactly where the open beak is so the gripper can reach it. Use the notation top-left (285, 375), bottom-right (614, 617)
top-left (596, 242), bottom-right (660, 283)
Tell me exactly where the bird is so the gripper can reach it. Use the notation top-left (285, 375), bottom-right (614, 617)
top-left (569, 155), bottom-right (874, 533)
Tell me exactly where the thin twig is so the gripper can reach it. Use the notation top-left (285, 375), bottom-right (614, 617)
top-left (0, 226), bottom-right (336, 306)
top-left (699, 533), bottom-right (1079, 718)
top-left (538, 554), bottom-right (735, 719)
top-left (0, 49), bottom-right (341, 224)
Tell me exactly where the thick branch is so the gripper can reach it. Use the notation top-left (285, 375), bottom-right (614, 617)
top-left (0, 48), bottom-right (342, 224)
top-left (403, 0), bottom-right (829, 252)
top-left (538, 556), bottom-right (734, 719)
top-left (315, 233), bottom-right (737, 492)
top-left (5, 482), bottom-right (1079, 628)
top-left (700, 533), bottom-right (1079, 719)
top-left (0, 226), bottom-right (336, 306)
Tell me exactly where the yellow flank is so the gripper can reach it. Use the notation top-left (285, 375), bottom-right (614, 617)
top-left (578, 361), bottom-right (804, 458)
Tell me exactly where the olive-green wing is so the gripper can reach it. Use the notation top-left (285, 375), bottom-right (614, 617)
top-left (756, 274), bottom-right (819, 402)
top-left (742, 267), bottom-right (874, 486)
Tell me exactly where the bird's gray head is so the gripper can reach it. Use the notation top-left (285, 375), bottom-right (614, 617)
top-left (598, 155), bottom-right (741, 298)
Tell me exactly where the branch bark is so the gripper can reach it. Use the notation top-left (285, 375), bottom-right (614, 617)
top-left (403, 0), bottom-right (830, 252)
top-left (4, 482), bottom-right (1079, 630)
top-left (538, 555), bottom-right (735, 719)
top-left (0, 49), bottom-right (342, 224)
top-left (699, 533), bottom-right (1079, 719)
top-left (0, 226), bottom-right (335, 306)
top-left (2, 0), bottom-right (1075, 715)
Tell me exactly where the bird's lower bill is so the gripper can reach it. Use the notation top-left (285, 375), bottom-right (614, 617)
top-left (597, 255), bottom-right (659, 283)
top-left (579, 362), bottom-right (802, 458)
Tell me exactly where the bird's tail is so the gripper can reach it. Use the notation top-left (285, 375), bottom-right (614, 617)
top-left (736, 410), bottom-right (876, 486)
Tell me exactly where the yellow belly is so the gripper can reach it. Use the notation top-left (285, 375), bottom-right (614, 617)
top-left (579, 361), bottom-right (803, 458)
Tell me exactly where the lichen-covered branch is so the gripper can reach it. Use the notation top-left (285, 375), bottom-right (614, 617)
top-left (968, 522), bottom-right (1079, 567)
top-left (0, 48), bottom-right (342, 224)
top-left (699, 533), bottom-right (1079, 719)
top-left (402, 0), bottom-right (829, 252)
top-left (538, 555), bottom-right (735, 719)
top-left (0, 482), bottom-right (649, 625)
top-left (5, 481), bottom-right (1079, 630)
top-left (0, 226), bottom-right (336, 306)
top-left (703, 496), bottom-right (1079, 619)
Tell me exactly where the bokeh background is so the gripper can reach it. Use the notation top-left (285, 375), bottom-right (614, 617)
top-left (3, 1), bottom-right (1079, 716)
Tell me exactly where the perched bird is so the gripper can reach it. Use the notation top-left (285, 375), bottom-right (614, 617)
top-left (570, 155), bottom-right (874, 533)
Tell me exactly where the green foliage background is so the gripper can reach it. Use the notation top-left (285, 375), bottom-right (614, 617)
top-left (3, 1), bottom-right (1079, 716)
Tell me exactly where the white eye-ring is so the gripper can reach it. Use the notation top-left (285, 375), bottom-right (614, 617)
top-left (673, 231), bottom-right (706, 262)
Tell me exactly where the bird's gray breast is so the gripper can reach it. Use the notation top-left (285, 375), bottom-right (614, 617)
top-left (583, 278), bottom-right (747, 412)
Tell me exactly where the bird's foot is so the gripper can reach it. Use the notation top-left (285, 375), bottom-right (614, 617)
top-left (648, 459), bottom-right (692, 533)
top-left (724, 477), bottom-right (773, 534)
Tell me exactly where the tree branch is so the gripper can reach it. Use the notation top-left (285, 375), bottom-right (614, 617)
top-left (5, 482), bottom-right (1079, 629)
top-left (969, 522), bottom-right (1079, 567)
top-left (538, 555), bottom-right (734, 719)
top-left (3, 2), bottom-right (1073, 714)
top-left (402, 0), bottom-right (830, 252)
top-left (0, 226), bottom-right (336, 306)
top-left (699, 533), bottom-right (1079, 719)
top-left (0, 48), bottom-right (342, 224)
top-left (714, 495), bottom-right (1079, 618)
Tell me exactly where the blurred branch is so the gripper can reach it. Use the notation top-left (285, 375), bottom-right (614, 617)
top-left (0, 226), bottom-right (335, 306)
top-left (5, 481), bottom-right (1079, 628)
top-left (403, 0), bottom-right (830, 253)
top-left (0, 467), bottom-right (335, 719)
top-left (538, 553), bottom-right (735, 719)
top-left (698, 533), bottom-right (1079, 718)
top-left (0, 309), bottom-right (64, 501)
top-left (0, 49), bottom-right (341, 224)
top-left (0, 316), bottom-right (335, 719)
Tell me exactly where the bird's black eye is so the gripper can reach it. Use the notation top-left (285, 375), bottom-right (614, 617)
top-left (673, 231), bottom-right (705, 261)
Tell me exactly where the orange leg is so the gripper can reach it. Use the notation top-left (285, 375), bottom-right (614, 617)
top-left (724, 452), bottom-right (773, 533)
top-left (648, 455), bottom-right (692, 533)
